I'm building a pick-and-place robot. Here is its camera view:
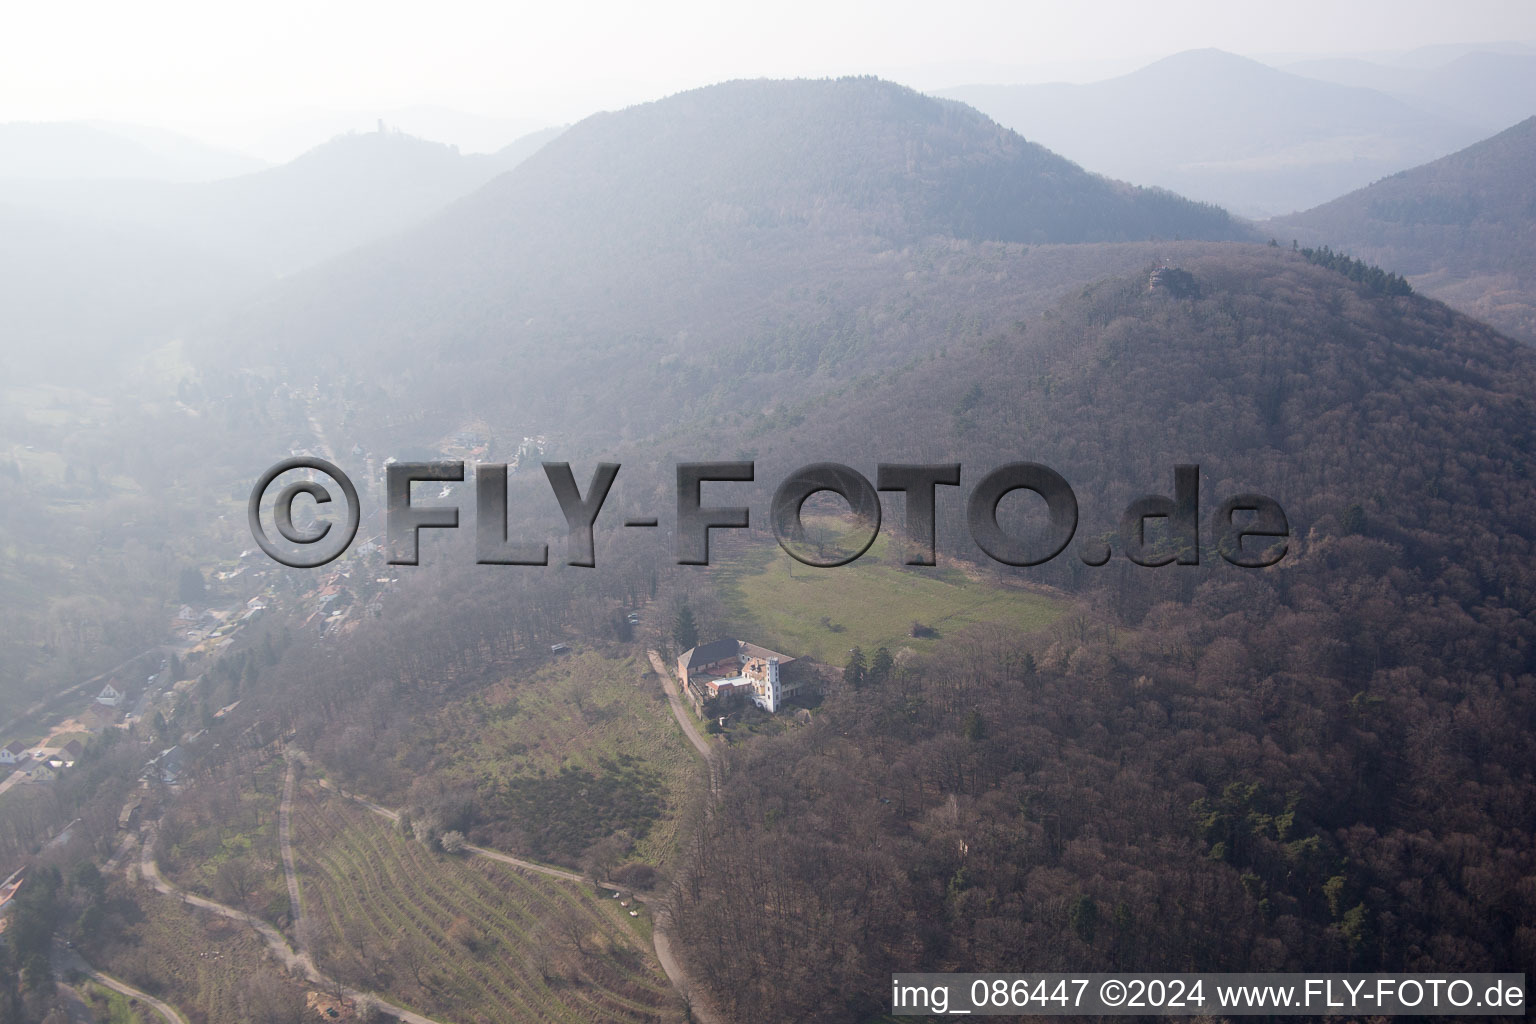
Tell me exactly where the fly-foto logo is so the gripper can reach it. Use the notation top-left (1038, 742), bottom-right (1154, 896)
top-left (248, 459), bottom-right (1288, 571)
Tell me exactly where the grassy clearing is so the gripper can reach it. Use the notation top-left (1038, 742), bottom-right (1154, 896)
top-left (43, 728), bottom-right (93, 749)
top-left (712, 525), bottom-right (1063, 665)
top-left (293, 787), bottom-right (681, 1024)
top-left (80, 981), bottom-right (150, 1024)
top-left (420, 651), bottom-right (702, 868)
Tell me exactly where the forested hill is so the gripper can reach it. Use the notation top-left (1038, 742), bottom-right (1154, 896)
top-left (763, 243), bottom-right (1536, 579)
top-left (454, 76), bottom-right (1247, 247)
top-left (197, 77), bottom-right (1248, 454)
top-left (1270, 117), bottom-right (1536, 341)
top-left (669, 246), bottom-right (1536, 1022)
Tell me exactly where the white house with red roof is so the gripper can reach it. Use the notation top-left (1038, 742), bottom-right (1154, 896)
top-left (676, 639), bottom-right (801, 713)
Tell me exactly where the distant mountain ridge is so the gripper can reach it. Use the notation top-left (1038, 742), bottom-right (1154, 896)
top-left (0, 120), bottom-right (266, 182)
top-left (942, 49), bottom-right (1486, 217)
top-left (1, 126), bottom-right (561, 277)
top-left (0, 125), bottom-right (562, 384)
top-left (1286, 50), bottom-right (1536, 136)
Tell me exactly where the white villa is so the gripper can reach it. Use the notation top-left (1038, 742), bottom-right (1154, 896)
top-left (96, 681), bottom-right (124, 707)
top-left (677, 639), bottom-right (803, 713)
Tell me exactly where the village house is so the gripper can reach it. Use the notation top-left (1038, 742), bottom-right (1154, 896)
top-left (96, 681), bottom-right (124, 707)
top-left (676, 639), bottom-right (806, 713)
top-left (0, 742), bottom-right (28, 767)
top-left (240, 596), bottom-right (268, 623)
top-left (144, 745), bottom-right (186, 786)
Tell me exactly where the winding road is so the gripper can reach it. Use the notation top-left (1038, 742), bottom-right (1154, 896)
top-left (316, 745), bottom-right (725, 1024)
top-left (647, 649), bottom-right (712, 757)
top-left (312, 775), bottom-right (589, 880)
top-left (642, 651), bottom-right (727, 1024)
top-left (138, 831), bottom-right (317, 981)
top-left (123, 654), bottom-right (727, 1024)
top-left (134, 821), bottom-right (446, 1024)
top-left (57, 940), bottom-right (190, 1024)
top-left (648, 649), bottom-right (724, 805)
top-left (278, 756), bottom-right (305, 941)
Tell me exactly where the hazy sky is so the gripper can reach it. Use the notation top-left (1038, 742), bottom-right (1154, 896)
top-left (4, 0), bottom-right (1534, 157)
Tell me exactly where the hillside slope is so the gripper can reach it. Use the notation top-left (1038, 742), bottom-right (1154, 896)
top-left (0, 204), bottom-right (252, 383)
top-left (670, 247), bottom-right (1536, 1021)
top-left (1270, 117), bottom-right (1536, 340)
top-left (212, 243), bottom-right (1536, 1022)
top-left (0, 127), bottom-right (562, 385)
top-left (194, 77), bottom-right (1248, 453)
top-left (2, 127), bottom-right (558, 277)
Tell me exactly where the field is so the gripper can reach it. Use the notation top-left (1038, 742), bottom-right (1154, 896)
top-left (292, 786), bottom-right (682, 1024)
top-left (414, 651), bottom-right (703, 868)
top-left (712, 526), bottom-right (1063, 665)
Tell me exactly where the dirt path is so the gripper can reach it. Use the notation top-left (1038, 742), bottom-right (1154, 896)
top-left (314, 778), bottom-right (595, 885)
top-left (640, 653), bottom-right (727, 1023)
top-left (646, 650), bottom-right (712, 757)
top-left (313, 778), bottom-right (399, 820)
top-left (138, 831), bottom-right (317, 980)
top-left (278, 755), bottom-right (305, 946)
top-left (60, 942), bottom-right (189, 1024)
top-left (135, 825), bottom-right (446, 1024)
top-left (315, 772), bottom-right (725, 1024)
top-left (647, 650), bottom-right (724, 805)
top-left (650, 915), bottom-right (713, 1023)
top-left (289, 660), bottom-right (731, 1024)
top-left (101, 828), bottom-right (137, 876)
top-left (466, 842), bottom-right (587, 882)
